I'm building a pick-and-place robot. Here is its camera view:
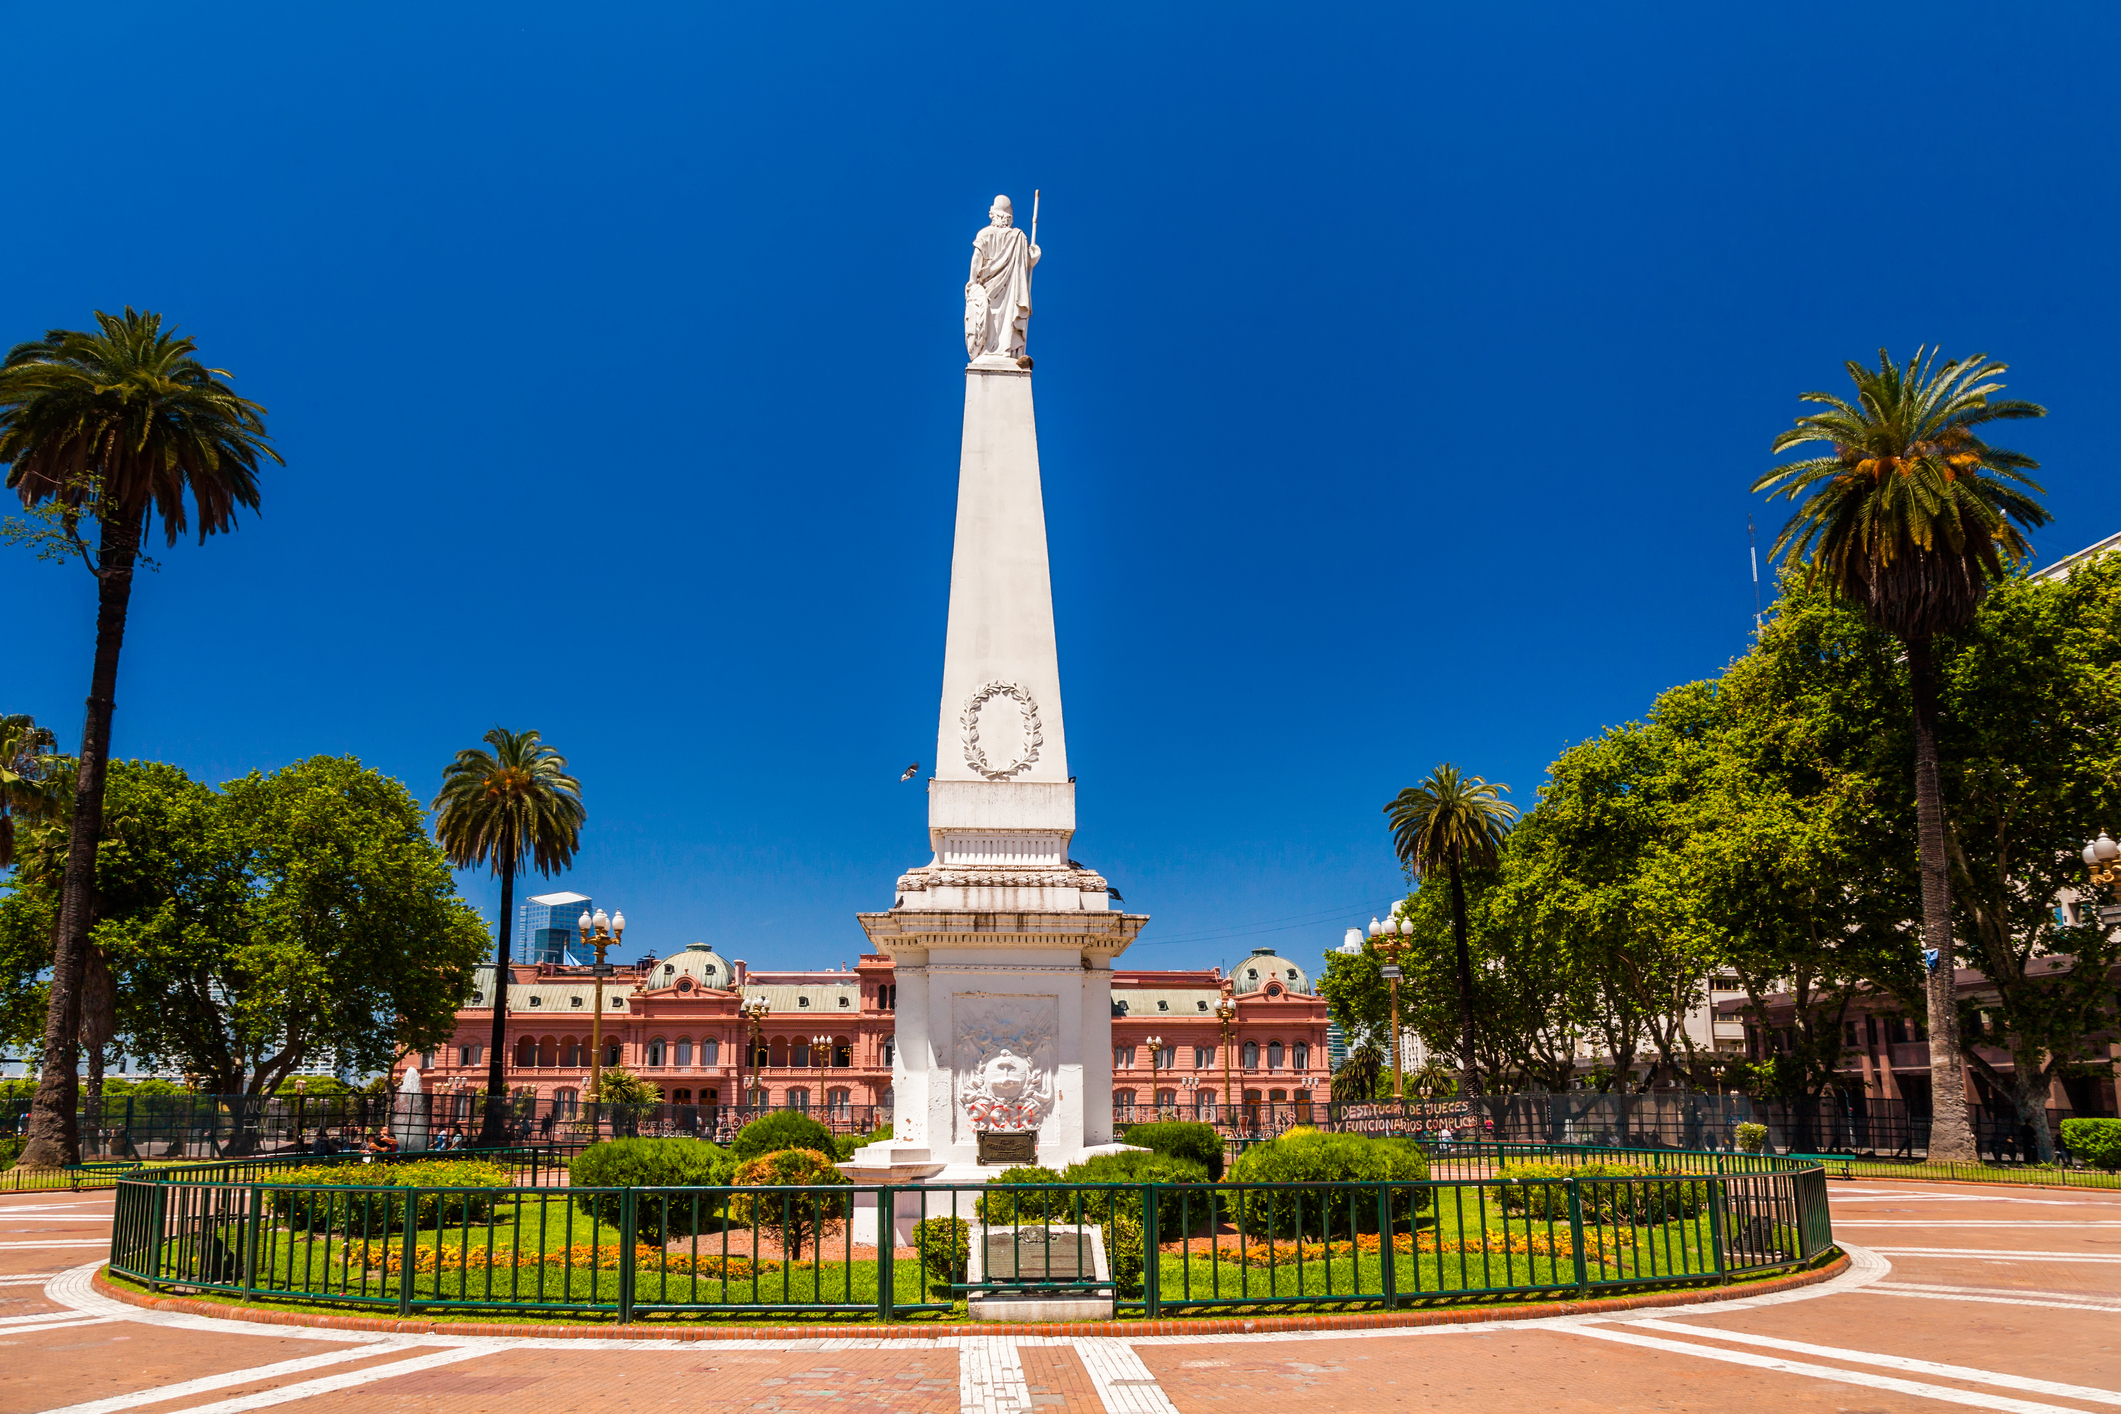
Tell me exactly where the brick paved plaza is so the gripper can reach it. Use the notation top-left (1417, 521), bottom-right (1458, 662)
top-left (0, 1179), bottom-right (2113, 1413)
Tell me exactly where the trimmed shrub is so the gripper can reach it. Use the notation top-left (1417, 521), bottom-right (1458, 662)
top-left (2061, 1117), bottom-right (2121, 1171)
top-left (570, 1137), bottom-right (730, 1242)
top-left (729, 1148), bottom-right (851, 1259)
top-left (0, 1135), bottom-right (22, 1169)
top-left (1106, 1211), bottom-right (1144, 1297)
top-left (266, 1157), bottom-right (511, 1233)
top-left (1487, 1161), bottom-right (1708, 1225)
top-left (1060, 1150), bottom-right (1215, 1236)
top-left (976, 1165), bottom-right (1066, 1224)
top-left (1225, 1130), bottom-right (1430, 1239)
top-left (1735, 1122), bottom-right (1768, 1154)
top-left (1117, 1120), bottom-right (1226, 1181)
top-left (912, 1216), bottom-right (969, 1282)
top-left (733, 1111), bottom-right (837, 1162)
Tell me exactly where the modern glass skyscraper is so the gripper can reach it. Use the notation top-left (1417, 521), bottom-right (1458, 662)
top-left (517, 891), bottom-right (593, 965)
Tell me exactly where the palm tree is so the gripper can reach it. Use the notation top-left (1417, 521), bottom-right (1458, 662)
top-left (1, 311), bottom-right (278, 1168)
top-left (433, 728), bottom-right (585, 1146)
top-left (0, 714), bottom-right (64, 870)
top-left (1385, 765), bottom-right (1518, 1097)
top-left (1754, 348), bottom-right (2047, 1164)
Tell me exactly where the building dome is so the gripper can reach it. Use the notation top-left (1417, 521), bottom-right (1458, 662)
top-left (1233, 947), bottom-right (1310, 995)
top-left (651, 942), bottom-right (733, 991)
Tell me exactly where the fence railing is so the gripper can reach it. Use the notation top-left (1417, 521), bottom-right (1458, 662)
top-left (106, 1144), bottom-right (1834, 1322)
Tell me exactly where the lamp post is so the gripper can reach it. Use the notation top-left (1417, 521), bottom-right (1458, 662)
top-left (1214, 992), bottom-right (1238, 1136)
top-left (741, 994), bottom-right (772, 1124)
top-left (1368, 910), bottom-right (1414, 1105)
top-left (1145, 1034), bottom-right (1164, 1119)
top-left (811, 1033), bottom-right (832, 1121)
top-left (578, 907), bottom-right (625, 1137)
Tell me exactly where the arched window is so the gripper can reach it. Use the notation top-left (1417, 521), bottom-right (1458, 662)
top-left (1241, 1041), bottom-right (1259, 1070)
top-left (1294, 1090), bottom-right (1313, 1121)
top-left (537, 1036), bottom-right (556, 1067)
top-left (881, 1036), bottom-right (896, 1066)
top-left (701, 1038), bottom-right (719, 1065)
top-left (827, 1088), bottom-right (850, 1117)
top-left (554, 1088), bottom-right (578, 1117)
top-left (1114, 1089), bottom-right (1137, 1118)
top-left (1269, 1088), bottom-right (1287, 1103)
top-left (515, 1035), bottom-right (537, 1068)
top-left (672, 1088), bottom-right (692, 1105)
top-left (647, 1038), bottom-right (666, 1067)
top-left (834, 1039), bottom-right (852, 1068)
top-left (751, 1040), bottom-right (770, 1068)
top-left (880, 1085), bottom-right (895, 1114)
top-left (1293, 1042), bottom-right (1309, 1071)
top-left (675, 1039), bottom-right (692, 1067)
top-left (558, 1036), bottom-right (578, 1067)
top-left (770, 1037), bottom-right (789, 1069)
top-left (792, 1039), bottom-right (811, 1069)
top-left (1195, 1090), bottom-right (1218, 1119)
top-left (606, 1040), bottom-right (621, 1067)
top-left (1267, 1041), bottom-right (1284, 1071)
top-left (1156, 1089), bottom-right (1177, 1113)
top-left (787, 1087), bottom-right (811, 1112)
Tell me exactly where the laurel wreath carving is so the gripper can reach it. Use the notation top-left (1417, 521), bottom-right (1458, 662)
top-left (960, 680), bottom-right (1043, 780)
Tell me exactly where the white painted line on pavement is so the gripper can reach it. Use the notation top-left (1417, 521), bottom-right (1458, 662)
top-left (1562, 1324), bottom-right (2102, 1414)
top-left (958, 1336), bottom-right (1031, 1414)
top-left (1833, 1220), bottom-right (2121, 1227)
top-left (0, 1310), bottom-right (99, 1326)
top-left (1864, 1247), bottom-right (2121, 1262)
top-left (28, 1344), bottom-right (436, 1414)
top-left (1076, 1337), bottom-right (1181, 1414)
top-left (1857, 1286), bottom-right (2121, 1315)
top-left (38, 1346), bottom-right (488, 1414)
top-left (0, 1242), bottom-right (108, 1249)
top-left (0, 1317), bottom-right (115, 1337)
top-left (1625, 1317), bottom-right (2121, 1407)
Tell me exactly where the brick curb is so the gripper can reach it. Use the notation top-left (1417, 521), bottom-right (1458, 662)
top-left (90, 1253), bottom-right (1849, 1341)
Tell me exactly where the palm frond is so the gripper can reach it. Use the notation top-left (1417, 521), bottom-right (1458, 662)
top-left (431, 727), bottom-right (586, 879)
top-left (1383, 764), bottom-right (1518, 877)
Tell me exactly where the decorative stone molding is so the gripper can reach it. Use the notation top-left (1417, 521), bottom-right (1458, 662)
top-left (895, 865), bottom-right (1109, 893)
top-left (954, 995), bottom-right (1058, 1135)
top-left (961, 681), bottom-right (1043, 780)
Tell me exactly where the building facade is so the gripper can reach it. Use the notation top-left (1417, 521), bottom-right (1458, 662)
top-left (415, 943), bottom-right (1330, 1125)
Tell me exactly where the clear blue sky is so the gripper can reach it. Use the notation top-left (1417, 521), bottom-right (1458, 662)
top-left (4, 5), bottom-right (2116, 977)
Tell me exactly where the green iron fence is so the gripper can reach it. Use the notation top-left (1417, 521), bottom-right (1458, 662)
top-left (107, 1145), bottom-right (1835, 1323)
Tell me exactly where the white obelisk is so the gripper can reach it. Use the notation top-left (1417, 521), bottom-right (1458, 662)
top-left (848, 196), bottom-right (1146, 1198)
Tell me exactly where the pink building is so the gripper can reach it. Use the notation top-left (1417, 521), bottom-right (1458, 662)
top-left (414, 943), bottom-right (1330, 1127)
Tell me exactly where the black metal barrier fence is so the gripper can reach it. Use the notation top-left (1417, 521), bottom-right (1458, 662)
top-left (108, 1144), bottom-right (1834, 1323)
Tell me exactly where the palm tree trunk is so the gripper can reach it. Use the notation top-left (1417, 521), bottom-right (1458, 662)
top-left (479, 861), bottom-right (516, 1147)
top-left (16, 509), bottom-right (142, 1170)
top-left (1447, 857), bottom-right (1479, 1097)
top-left (1906, 633), bottom-right (1979, 1163)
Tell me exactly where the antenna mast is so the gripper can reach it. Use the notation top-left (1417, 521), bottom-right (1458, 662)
top-left (1748, 515), bottom-right (1762, 636)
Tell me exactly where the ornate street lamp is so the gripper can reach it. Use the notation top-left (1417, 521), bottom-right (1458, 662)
top-left (741, 994), bottom-right (773, 1122)
top-left (1368, 909), bottom-right (1414, 1105)
top-left (1144, 1034), bottom-right (1165, 1118)
top-left (1213, 991), bottom-right (1239, 1135)
top-left (811, 1032), bottom-right (832, 1119)
top-left (578, 907), bottom-right (625, 1136)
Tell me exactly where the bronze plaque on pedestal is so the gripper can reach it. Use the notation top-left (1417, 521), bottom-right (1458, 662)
top-left (976, 1129), bottom-right (1039, 1166)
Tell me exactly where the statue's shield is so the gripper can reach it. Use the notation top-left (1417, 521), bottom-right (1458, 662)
top-left (963, 281), bottom-right (989, 359)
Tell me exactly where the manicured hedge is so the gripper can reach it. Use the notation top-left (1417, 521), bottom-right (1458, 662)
top-left (1117, 1120), bottom-right (1226, 1180)
top-left (2061, 1117), bottom-right (2121, 1171)
top-left (732, 1111), bottom-right (837, 1161)
top-left (1488, 1160), bottom-right (1708, 1224)
top-left (265, 1157), bottom-right (512, 1233)
top-left (569, 1137), bottom-right (730, 1241)
top-left (1225, 1131), bottom-right (1429, 1238)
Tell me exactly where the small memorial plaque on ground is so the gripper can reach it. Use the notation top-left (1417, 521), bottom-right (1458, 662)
top-left (984, 1227), bottom-right (1093, 1283)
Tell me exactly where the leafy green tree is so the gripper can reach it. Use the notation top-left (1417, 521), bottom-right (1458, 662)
top-left (432, 727), bottom-right (584, 1145)
top-left (1753, 349), bottom-right (2048, 1162)
top-left (1384, 765), bottom-right (1519, 1094)
top-left (0, 715), bottom-right (65, 870)
top-left (1, 311), bottom-right (279, 1167)
top-left (0, 757), bottom-right (487, 1115)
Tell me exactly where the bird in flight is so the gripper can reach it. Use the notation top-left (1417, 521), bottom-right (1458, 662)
top-left (899, 762), bottom-right (920, 781)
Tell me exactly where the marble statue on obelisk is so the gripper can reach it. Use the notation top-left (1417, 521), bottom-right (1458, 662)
top-left (841, 196), bottom-right (1146, 1220)
top-left (964, 194), bottom-right (1041, 367)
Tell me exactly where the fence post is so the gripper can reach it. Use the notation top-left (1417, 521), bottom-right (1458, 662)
top-left (242, 1185), bottom-right (261, 1297)
top-left (1708, 1174), bottom-right (1728, 1284)
top-left (617, 1189), bottom-right (636, 1324)
top-left (1377, 1182), bottom-right (1397, 1309)
top-left (876, 1185), bottom-right (895, 1322)
top-left (398, 1190), bottom-right (418, 1318)
top-left (1142, 1183), bottom-right (1161, 1320)
top-left (147, 1182), bottom-right (166, 1293)
top-left (1565, 1178), bottom-right (1588, 1298)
